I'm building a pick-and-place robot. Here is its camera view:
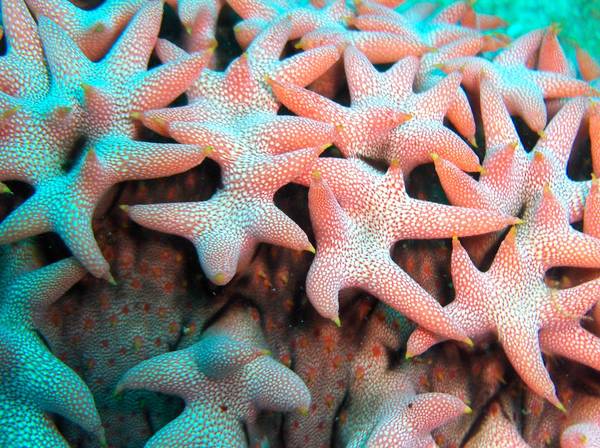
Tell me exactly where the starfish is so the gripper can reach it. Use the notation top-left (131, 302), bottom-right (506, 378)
top-left (438, 27), bottom-right (596, 134)
top-left (561, 395), bottom-right (600, 448)
top-left (407, 186), bottom-right (600, 407)
top-left (0, 1), bottom-right (209, 282)
top-left (116, 306), bottom-right (310, 448)
top-left (271, 46), bottom-right (481, 175)
top-left (303, 157), bottom-right (518, 338)
top-left (433, 78), bottom-right (591, 223)
top-left (339, 316), bottom-right (471, 448)
top-left (125, 119), bottom-right (333, 285)
top-left (0, 252), bottom-right (104, 446)
top-left (140, 17), bottom-right (341, 128)
top-left (24, 0), bottom-right (146, 60)
top-left (228, 0), bottom-right (351, 49)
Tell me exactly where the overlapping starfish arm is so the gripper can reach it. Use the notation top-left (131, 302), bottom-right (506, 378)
top-left (229, 0), bottom-right (350, 48)
top-left (365, 393), bottom-right (470, 447)
top-left (440, 29), bottom-right (595, 133)
top-left (25, 0), bottom-right (146, 60)
top-left (540, 324), bottom-right (600, 373)
top-left (269, 76), bottom-right (411, 158)
top-left (537, 27), bottom-right (575, 76)
top-left (116, 307), bottom-right (310, 447)
top-left (0, 0), bottom-right (48, 97)
top-left (0, 257), bottom-right (104, 446)
top-left (166, 0), bottom-right (222, 52)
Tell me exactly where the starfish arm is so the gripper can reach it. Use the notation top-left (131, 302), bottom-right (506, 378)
top-left (412, 72), bottom-right (463, 121)
top-left (431, 2), bottom-right (468, 24)
top-left (390, 120), bottom-right (480, 174)
top-left (384, 56), bottom-right (421, 102)
top-left (500, 76), bottom-right (548, 134)
top-left (234, 18), bottom-right (268, 49)
top-left (0, 194), bottom-right (51, 245)
top-left (141, 103), bottom-right (208, 136)
top-left (575, 46), bottom-right (600, 81)
top-left (406, 393), bottom-right (470, 436)
top-left (538, 29), bottom-right (574, 76)
top-left (169, 122), bottom-right (239, 166)
top-left (433, 156), bottom-right (494, 208)
top-left (540, 325), bottom-right (600, 372)
top-left (479, 78), bottom-right (521, 148)
top-left (249, 357), bottom-right (311, 412)
top-left (542, 277), bottom-right (600, 323)
top-left (13, 336), bottom-right (103, 440)
top-left (498, 319), bottom-right (560, 406)
top-left (306, 172), bottom-right (351, 320)
top-left (37, 17), bottom-right (91, 88)
top-left (227, 0), bottom-right (278, 19)
top-left (535, 97), bottom-right (588, 170)
top-left (221, 54), bottom-right (264, 106)
top-left (343, 45), bottom-right (382, 104)
top-left (100, 137), bottom-right (206, 183)
top-left (566, 179), bottom-right (591, 223)
top-left (346, 31), bottom-right (432, 64)
top-left (273, 45), bottom-right (341, 87)
top-left (131, 50), bottom-right (213, 112)
top-left (396, 199), bottom-right (518, 240)
top-left (116, 349), bottom-right (200, 401)
top-left (533, 70), bottom-right (596, 98)
top-left (446, 87), bottom-right (477, 142)
top-left (251, 203), bottom-right (313, 252)
top-left (493, 28), bottom-right (544, 66)
top-left (270, 78), bottom-right (347, 126)
top-left (104, 0), bottom-right (163, 79)
top-left (591, 110), bottom-right (600, 177)
top-left (155, 37), bottom-right (190, 62)
top-left (0, 0), bottom-right (47, 96)
top-left (248, 116), bottom-right (335, 154)
top-left (535, 189), bottom-right (600, 269)
top-left (363, 256), bottom-right (469, 342)
top-left (350, 15), bottom-right (423, 45)
top-left (584, 178), bottom-right (600, 237)
top-left (2, 258), bottom-right (86, 327)
top-left (194, 335), bottom-right (268, 379)
top-left (247, 18), bottom-right (291, 65)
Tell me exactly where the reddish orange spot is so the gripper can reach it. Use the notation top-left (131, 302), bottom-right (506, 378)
top-left (168, 321), bottom-right (180, 334)
top-left (154, 337), bottom-right (162, 347)
top-left (131, 278), bottom-right (142, 290)
top-left (118, 347), bottom-right (127, 356)
top-left (280, 353), bottom-right (291, 367)
top-left (121, 305), bottom-right (129, 315)
top-left (371, 344), bottom-right (383, 358)
top-left (163, 281), bottom-right (174, 294)
top-left (284, 298), bottom-right (294, 312)
top-left (324, 394), bottom-right (335, 409)
top-left (142, 303), bottom-right (151, 313)
top-left (250, 308), bottom-right (260, 322)
top-left (355, 365), bottom-right (365, 382)
top-left (157, 306), bottom-right (168, 318)
top-left (100, 339), bottom-right (109, 349)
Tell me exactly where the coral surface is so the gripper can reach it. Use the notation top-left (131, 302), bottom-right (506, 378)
top-left (1, 0), bottom-right (600, 447)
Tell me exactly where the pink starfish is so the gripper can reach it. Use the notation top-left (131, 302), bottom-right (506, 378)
top-left (25, 0), bottom-right (145, 60)
top-left (116, 306), bottom-right (310, 447)
top-left (122, 20), bottom-right (339, 285)
top-left (303, 157), bottom-right (518, 337)
top-left (271, 46), bottom-right (481, 175)
top-left (439, 28), bottom-right (596, 133)
top-left (407, 186), bottom-right (600, 407)
top-left (0, 252), bottom-right (104, 446)
top-left (0, 1), bottom-right (209, 282)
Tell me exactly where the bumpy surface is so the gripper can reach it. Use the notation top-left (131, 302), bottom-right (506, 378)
top-left (1, 0), bottom-right (600, 447)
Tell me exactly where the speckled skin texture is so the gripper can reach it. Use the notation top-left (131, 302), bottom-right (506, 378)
top-left (1, 1), bottom-right (600, 447)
